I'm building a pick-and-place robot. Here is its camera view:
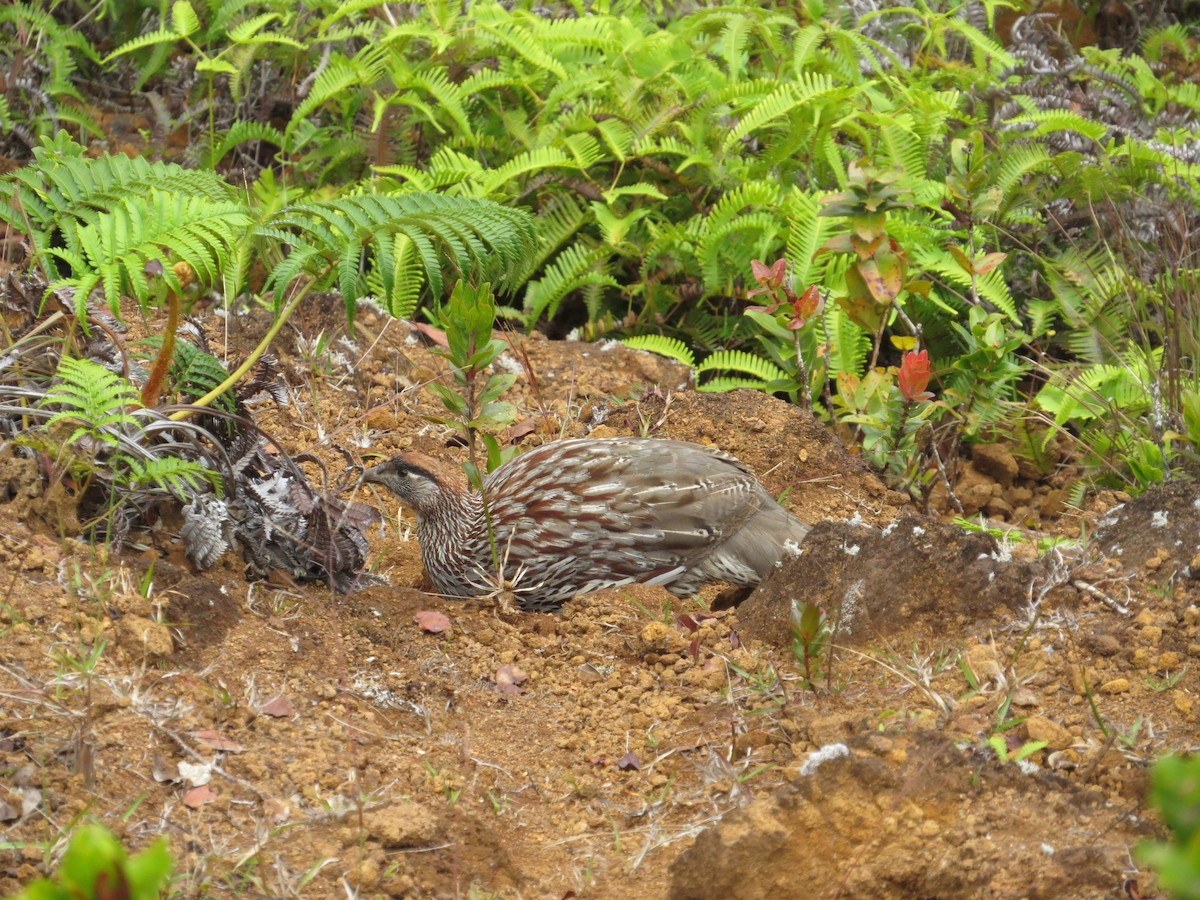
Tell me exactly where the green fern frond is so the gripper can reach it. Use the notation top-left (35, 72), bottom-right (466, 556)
top-left (47, 190), bottom-right (252, 317)
top-left (696, 349), bottom-right (787, 382)
top-left (118, 456), bottom-right (222, 496)
top-left (141, 336), bottom-right (236, 412)
top-left (697, 210), bottom-right (782, 294)
top-left (286, 48), bottom-right (387, 141)
top-left (408, 67), bottom-right (474, 142)
top-left (596, 118), bottom-right (635, 161)
top-left (911, 245), bottom-right (1019, 323)
top-left (1004, 109), bottom-right (1108, 142)
top-left (264, 194), bottom-right (536, 323)
top-left (622, 335), bottom-right (697, 369)
top-left (475, 12), bottom-right (568, 80)
top-left (721, 73), bottom-right (838, 153)
top-left (697, 376), bottom-right (778, 394)
top-left (41, 357), bottom-right (141, 447)
top-left (2, 143), bottom-right (237, 239)
top-left (522, 243), bottom-right (618, 326)
top-left (785, 188), bottom-right (838, 286)
top-left (818, 304), bottom-right (870, 378)
top-left (208, 121), bottom-right (286, 166)
top-left (479, 147), bottom-right (578, 197)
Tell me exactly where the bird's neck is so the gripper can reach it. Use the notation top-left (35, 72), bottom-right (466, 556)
top-left (419, 487), bottom-right (485, 547)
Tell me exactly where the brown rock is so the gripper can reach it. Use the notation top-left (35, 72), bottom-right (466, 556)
top-left (985, 496), bottom-right (1014, 520)
top-left (1100, 678), bottom-right (1130, 694)
top-left (971, 443), bottom-right (1019, 487)
top-left (1158, 651), bottom-right (1183, 669)
top-left (955, 463), bottom-right (998, 516)
top-left (1040, 488), bottom-right (1069, 518)
top-left (1024, 716), bottom-right (1073, 751)
top-left (361, 801), bottom-right (440, 847)
top-left (1081, 631), bottom-right (1121, 657)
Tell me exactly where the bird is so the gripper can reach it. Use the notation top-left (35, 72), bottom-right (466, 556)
top-left (363, 437), bottom-right (811, 612)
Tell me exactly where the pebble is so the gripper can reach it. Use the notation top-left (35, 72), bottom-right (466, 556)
top-left (1158, 651), bottom-right (1182, 669)
top-left (1100, 678), bottom-right (1130, 694)
top-left (1024, 716), bottom-right (1073, 751)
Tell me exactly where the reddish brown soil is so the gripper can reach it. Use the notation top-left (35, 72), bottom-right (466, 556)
top-left (1, 301), bottom-right (1195, 899)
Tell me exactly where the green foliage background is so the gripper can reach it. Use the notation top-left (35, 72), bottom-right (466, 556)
top-left (3, 0), bottom-right (1200, 494)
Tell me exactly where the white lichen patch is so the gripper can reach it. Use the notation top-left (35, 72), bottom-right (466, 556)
top-left (1151, 510), bottom-right (1169, 528)
top-left (800, 742), bottom-right (850, 776)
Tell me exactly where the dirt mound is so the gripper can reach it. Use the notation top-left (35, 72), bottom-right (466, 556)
top-left (669, 731), bottom-right (1152, 900)
top-left (738, 516), bottom-right (1053, 649)
top-left (1095, 478), bottom-right (1200, 577)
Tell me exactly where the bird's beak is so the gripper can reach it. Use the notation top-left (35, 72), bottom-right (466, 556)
top-left (362, 464), bottom-right (385, 487)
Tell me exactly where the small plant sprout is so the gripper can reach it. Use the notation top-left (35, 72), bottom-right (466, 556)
top-left (425, 280), bottom-right (521, 474)
top-left (1136, 754), bottom-right (1200, 899)
top-left (986, 734), bottom-right (1048, 766)
top-left (743, 257), bottom-right (825, 410)
top-left (789, 600), bottom-right (832, 691)
top-left (13, 823), bottom-right (172, 900)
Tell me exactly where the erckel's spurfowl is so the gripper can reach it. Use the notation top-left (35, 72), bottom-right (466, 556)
top-left (363, 437), bottom-right (810, 612)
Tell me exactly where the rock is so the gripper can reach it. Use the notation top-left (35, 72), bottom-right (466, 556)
top-left (1100, 678), bottom-right (1130, 694)
top-left (1024, 716), bottom-right (1073, 751)
top-left (1158, 651), bottom-right (1183, 669)
top-left (955, 463), bottom-right (998, 515)
top-left (1081, 631), bottom-right (1121, 657)
top-left (361, 801), bottom-right (440, 847)
top-left (971, 443), bottom-right (1019, 487)
top-left (965, 642), bottom-right (1002, 681)
top-left (1040, 488), bottom-right (1069, 518)
top-left (985, 496), bottom-right (1014, 520)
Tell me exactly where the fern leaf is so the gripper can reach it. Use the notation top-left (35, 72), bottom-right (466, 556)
top-left (41, 357), bottom-right (141, 446)
top-left (696, 350), bottom-right (787, 382)
top-left (622, 335), bottom-right (696, 369)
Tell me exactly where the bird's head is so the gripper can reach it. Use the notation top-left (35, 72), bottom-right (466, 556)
top-left (363, 453), bottom-right (468, 517)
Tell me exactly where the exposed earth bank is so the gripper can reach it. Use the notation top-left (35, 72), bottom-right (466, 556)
top-left (1, 303), bottom-right (1195, 899)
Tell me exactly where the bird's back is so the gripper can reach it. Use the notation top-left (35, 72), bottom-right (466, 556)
top-left (474, 438), bottom-right (803, 608)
